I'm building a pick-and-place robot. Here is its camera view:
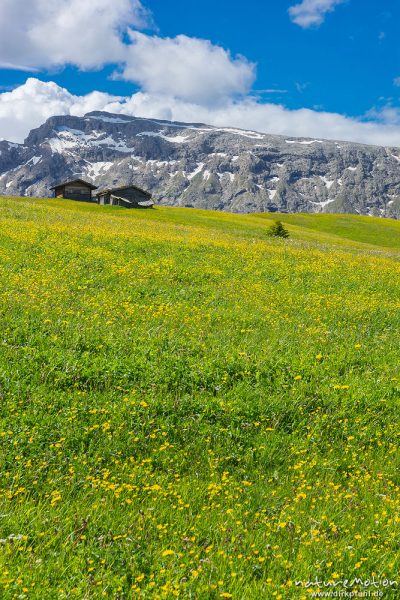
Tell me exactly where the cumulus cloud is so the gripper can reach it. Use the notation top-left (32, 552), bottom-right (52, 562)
top-left (0, 0), bottom-right (151, 70)
top-left (0, 79), bottom-right (121, 142)
top-left (366, 105), bottom-right (400, 127)
top-left (2, 78), bottom-right (400, 148)
top-left (0, 0), bottom-right (255, 107)
top-left (107, 92), bottom-right (400, 147)
top-left (119, 33), bottom-right (256, 104)
top-left (0, 0), bottom-right (253, 110)
top-left (289, 0), bottom-right (346, 28)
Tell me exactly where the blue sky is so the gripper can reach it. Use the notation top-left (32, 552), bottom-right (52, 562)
top-left (143, 0), bottom-right (399, 117)
top-left (0, 0), bottom-right (400, 145)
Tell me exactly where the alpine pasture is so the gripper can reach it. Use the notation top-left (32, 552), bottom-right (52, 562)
top-left (0, 198), bottom-right (399, 599)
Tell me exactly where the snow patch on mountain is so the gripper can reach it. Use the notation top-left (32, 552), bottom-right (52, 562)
top-left (87, 116), bottom-right (134, 124)
top-left (85, 161), bottom-right (114, 178)
top-left (138, 131), bottom-right (191, 144)
top-left (28, 156), bottom-right (41, 166)
top-left (187, 163), bottom-right (205, 180)
top-left (286, 139), bottom-right (324, 145)
top-left (311, 198), bottom-right (337, 208)
top-left (320, 176), bottom-right (334, 189)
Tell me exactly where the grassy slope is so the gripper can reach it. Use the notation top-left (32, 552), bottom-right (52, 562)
top-left (0, 198), bottom-right (399, 599)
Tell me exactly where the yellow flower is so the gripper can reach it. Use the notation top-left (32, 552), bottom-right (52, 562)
top-left (162, 549), bottom-right (174, 557)
top-left (294, 375), bottom-right (302, 381)
top-left (220, 594), bottom-right (233, 599)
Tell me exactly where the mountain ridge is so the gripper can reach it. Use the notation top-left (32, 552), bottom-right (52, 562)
top-left (1, 111), bottom-right (399, 218)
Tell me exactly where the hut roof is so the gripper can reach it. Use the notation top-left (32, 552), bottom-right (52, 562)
top-left (110, 195), bottom-right (154, 207)
top-left (95, 184), bottom-right (152, 198)
top-left (50, 178), bottom-right (98, 190)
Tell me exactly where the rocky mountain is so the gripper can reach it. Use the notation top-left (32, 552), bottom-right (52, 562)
top-left (0, 111), bottom-right (399, 217)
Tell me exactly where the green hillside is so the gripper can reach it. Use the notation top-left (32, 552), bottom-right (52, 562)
top-left (0, 198), bottom-right (399, 599)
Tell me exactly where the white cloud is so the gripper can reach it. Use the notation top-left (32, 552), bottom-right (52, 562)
top-left (0, 0), bottom-right (255, 107)
top-left (119, 33), bottom-right (256, 104)
top-left (0, 0), bottom-right (253, 109)
top-left (108, 92), bottom-right (400, 147)
top-left (366, 105), bottom-right (400, 126)
top-left (289, 0), bottom-right (346, 28)
top-left (2, 78), bottom-right (400, 148)
top-left (0, 79), bottom-right (121, 142)
top-left (0, 0), bottom-right (151, 70)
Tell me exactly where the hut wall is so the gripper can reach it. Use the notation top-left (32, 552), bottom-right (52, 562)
top-left (63, 182), bottom-right (93, 202)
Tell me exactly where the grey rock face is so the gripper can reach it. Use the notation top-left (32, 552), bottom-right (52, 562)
top-left (0, 111), bottom-right (399, 218)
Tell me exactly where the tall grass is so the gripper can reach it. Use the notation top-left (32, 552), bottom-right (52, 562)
top-left (0, 198), bottom-right (399, 599)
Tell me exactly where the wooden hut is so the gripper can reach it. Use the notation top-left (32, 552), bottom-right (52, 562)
top-left (95, 185), bottom-right (153, 208)
top-left (51, 179), bottom-right (97, 202)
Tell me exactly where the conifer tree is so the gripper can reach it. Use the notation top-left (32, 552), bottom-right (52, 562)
top-left (267, 220), bottom-right (289, 238)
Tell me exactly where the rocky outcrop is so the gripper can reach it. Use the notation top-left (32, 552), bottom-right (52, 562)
top-left (0, 111), bottom-right (399, 217)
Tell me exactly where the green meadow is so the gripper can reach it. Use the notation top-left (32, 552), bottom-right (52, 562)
top-left (0, 198), bottom-right (399, 599)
